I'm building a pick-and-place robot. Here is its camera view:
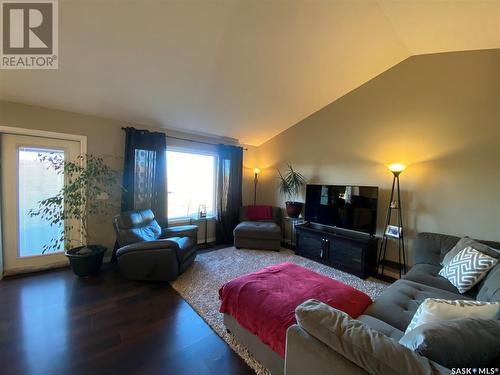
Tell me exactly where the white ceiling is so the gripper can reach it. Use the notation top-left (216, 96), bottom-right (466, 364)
top-left (1, 0), bottom-right (499, 146)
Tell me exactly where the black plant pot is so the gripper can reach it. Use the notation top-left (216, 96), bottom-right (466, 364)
top-left (65, 245), bottom-right (107, 277)
top-left (286, 201), bottom-right (304, 218)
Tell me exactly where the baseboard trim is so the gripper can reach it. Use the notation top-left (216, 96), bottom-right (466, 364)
top-left (2, 260), bottom-right (69, 277)
top-left (198, 236), bottom-right (216, 244)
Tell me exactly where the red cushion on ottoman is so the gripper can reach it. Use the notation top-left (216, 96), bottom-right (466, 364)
top-left (219, 262), bottom-right (372, 357)
top-left (245, 205), bottom-right (272, 221)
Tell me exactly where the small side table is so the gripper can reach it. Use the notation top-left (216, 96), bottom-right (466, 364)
top-left (189, 217), bottom-right (214, 250)
top-left (282, 217), bottom-right (305, 250)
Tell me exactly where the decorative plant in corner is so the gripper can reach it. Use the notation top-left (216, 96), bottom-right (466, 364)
top-left (277, 163), bottom-right (307, 218)
top-left (29, 153), bottom-right (122, 277)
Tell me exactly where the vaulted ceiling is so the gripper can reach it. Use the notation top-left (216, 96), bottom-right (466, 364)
top-left (1, 0), bottom-right (499, 145)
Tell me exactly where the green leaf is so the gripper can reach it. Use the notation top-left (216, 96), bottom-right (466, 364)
top-left (277, 163), bottom-right (306, 201)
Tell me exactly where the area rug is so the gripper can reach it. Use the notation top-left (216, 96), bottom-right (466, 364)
top-left (170, 247), bottom-right (388, 374)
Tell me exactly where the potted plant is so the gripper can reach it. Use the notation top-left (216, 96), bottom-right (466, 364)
top-left (277, 164), bottom-right (306, 218)
top-left (29, 153), bottom-right (121, 277)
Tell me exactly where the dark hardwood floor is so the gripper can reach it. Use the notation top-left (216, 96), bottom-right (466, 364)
top-left (0, 265), bottom-right (254, 375)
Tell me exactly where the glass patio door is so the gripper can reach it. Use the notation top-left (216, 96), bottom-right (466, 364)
top-left (1, 134), bottom-right (81, 275)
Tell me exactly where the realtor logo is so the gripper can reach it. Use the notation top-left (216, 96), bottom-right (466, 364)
top-left (1, 0), bottom-right (58, 69)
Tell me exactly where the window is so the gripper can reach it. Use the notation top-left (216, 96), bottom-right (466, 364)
top-left (18, 147), bottom-right (65, 256)
top-left (166, 149), bottom-right (216, 220)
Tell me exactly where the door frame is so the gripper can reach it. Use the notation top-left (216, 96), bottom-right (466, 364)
top-left (0, 126), bottom-right (87, 152)
top-left (0, 126), bottom-right (87, 279)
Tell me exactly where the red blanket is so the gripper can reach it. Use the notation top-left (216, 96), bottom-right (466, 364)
top-left (219, 262), bottom-right (372, 357)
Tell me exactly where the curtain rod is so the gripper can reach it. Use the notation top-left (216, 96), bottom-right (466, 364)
top-left (166, 134), bottom-right (248, 150)
top-left (120, 127), bottom-right (247, 150)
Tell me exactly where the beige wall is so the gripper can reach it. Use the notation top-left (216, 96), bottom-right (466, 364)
top-left (0, 101), bottom-right (245, 255)
top-left (247, 49), bottom-right (500, 264)
top-left (242, 144), bottom-right (260, 206)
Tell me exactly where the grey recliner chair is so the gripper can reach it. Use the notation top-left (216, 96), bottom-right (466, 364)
top-left (113, 209), bottom-right (198, 281)
top-left (233, 206), bottom-right (282, 251)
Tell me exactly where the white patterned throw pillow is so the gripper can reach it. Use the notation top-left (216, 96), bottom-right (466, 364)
top-left (438, 246), bottom-right (497, 293)
top-left (405, 298), bottom-right (500, 334)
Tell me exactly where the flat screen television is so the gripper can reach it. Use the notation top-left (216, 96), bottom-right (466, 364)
top-left (304, 184), bottom-right (378, 235)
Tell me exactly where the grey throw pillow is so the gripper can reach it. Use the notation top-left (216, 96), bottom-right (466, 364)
top-left (399, 318), bottom-right (500, 369)
top-left (442, 237), bottom-right (500, 266)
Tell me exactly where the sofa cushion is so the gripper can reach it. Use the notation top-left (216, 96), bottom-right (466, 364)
top-left (403, 264), bottom-right (459, 293)
top-left (286, 325), bottom-right (368, 375)
top-left (412, 232), bottom-right (500, 267)
top-left (399, 318), bottom-right (500, 369)
top-left (363, 279), bottom-right (469, 332)
top-left (403, 264), bottom-right (478, 298)
top-left (412, 232), bottom-right (462, 266)
top-left (477, 264), bottom-right (500, 302)
top-left (295, 299), bottom-right (449, 375)
top-left (357, 315), bottom-right (404, 341)
top-left (233, 221), bottom-right (281, 240)
top-left (116, 238), bottom-right (180, 257)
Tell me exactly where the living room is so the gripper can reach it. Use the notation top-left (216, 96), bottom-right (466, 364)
top-left (0, 1), bottom-right (499, 374)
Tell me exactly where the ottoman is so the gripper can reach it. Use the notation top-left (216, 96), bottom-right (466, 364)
top-left (219, 262), bottom-right (372, 374)
top-left (233, 221), bottom-right (281, 251)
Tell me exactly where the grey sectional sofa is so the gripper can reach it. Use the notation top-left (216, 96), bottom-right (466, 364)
top-left (285, 232), bottom-right (500, 375)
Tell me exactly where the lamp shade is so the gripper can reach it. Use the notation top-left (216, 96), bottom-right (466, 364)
top-left (387, 163), bottom-right (406, 174)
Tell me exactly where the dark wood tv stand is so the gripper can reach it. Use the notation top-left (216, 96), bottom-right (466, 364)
top-left (295, 223), bottom-right (378, 279)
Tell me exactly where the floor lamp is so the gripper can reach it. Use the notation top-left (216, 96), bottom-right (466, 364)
top-left (253, 168), bottom-right (260, 206)
top-left (377, 163), bottom-right (407, 279)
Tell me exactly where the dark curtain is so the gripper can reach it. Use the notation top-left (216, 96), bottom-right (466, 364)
top-left (216, 144), bottom-right (243, 244)
top-left (0, 136), bottom-right (3, 279)
top-left (121, 127), bottom-right (167, 225)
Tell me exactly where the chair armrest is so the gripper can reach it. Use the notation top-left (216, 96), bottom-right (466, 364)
top-left (295, 299), bottom-right (449, 375)
top-left (162, 225), bottom-right (198, 240)
top-left (116, 239), bottom-right (179, 257)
